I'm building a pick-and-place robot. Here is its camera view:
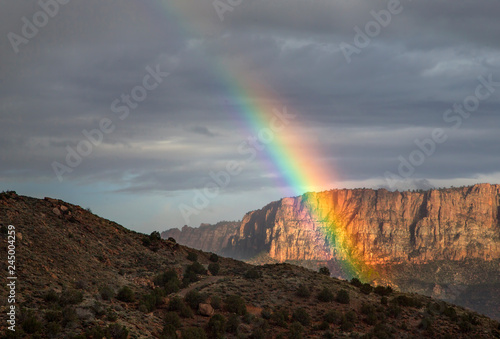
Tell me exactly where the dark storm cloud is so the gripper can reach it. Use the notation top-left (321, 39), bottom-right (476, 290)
top-left (1, 0), bottom-right (499, 193)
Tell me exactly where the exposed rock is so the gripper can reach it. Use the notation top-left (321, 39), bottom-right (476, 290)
top-left (52, 207), bottom-right (61, 216)
top-left (60, 205), bottom-right (69, 212)
top-left (198, 303), bottom-right (214, 317)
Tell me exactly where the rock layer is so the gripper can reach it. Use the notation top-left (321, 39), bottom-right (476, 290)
top-left (165, 184), bottom-right (500, 265)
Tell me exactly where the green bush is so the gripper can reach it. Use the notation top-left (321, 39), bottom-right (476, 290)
top-left (244, 268), bottom-right (262, 279)
top-left (381, 296), bottom-right (388, 305)
top-left (116, 286), bottom-right (135, 302)
top-left (155, 269), bottom-right (179, 288)
top-left (393, 295), bottom-right (422, 308)
top-left (211, 295), bottom-right (222, 310)
top-left (323, 310), bottom-right (341, 324)
top-left (419, 317), bottom-right (433, 331)
top-left (168, 296), bottom-right (194, 318)
top-left (340, 315), bottom-right (354, 332)
top-left (289, 321), bottom-right (304, 339)
top-left (209, 253), bottom-right (219, 262)
top-left (206, 314), bottom-right (226, 339)
top-left (141, 288), bottom-right (166, 312)
top-left (386, 305), bottom-right (402, 318)
top-left (250, 327), bottom-right (266, 339)
top-left (296, 284), bottom-right (311, 298)
top-left (187, 252), bottom-right (198, 262)
top-left (184, 290), bottom-right (207, 310)
top-left (208, 263), bottom-right (220, 276)
top-left (43, 289), bottom-right (59, 303)
top-left (360, 283), bottom-right (373, 295)
top-left (21, 314), bottom-right (42, 334)
top-left (317, 287), bottom-right (335, 302)
top-left (99, 285), bottom-right (115, 300)
top-left (374, 285), bottom-right (393, 296)
top-left (182, 327), bottom-right (207, 339)
top-left (261, 308), bottom-right (272, 320)
top-left (319, 267), bottom-right (330, 276)
top-left (271, 309), bottom-right (289, 328)
top-left (336, 289), bottom-right (350, 304)
top-left (292, 308), bottom-right (311, 327)
top-left (350, 277), bottom-right (362, 287)
top-left (224, 295), bottom-right (246, 315)
top-left (45, 310), bottom-right (63, 323)
top-left (107, 324), bottom-right (129, 339)
top-left (164, 311), bottom-right (181, 330)
top-left (59, 289), bottom-right (84, 306)
top-left (226, 313), bottom-right (240, 333)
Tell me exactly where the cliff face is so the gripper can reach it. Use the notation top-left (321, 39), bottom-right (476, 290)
top-left (162, 221), bottom-right (240, 253)
top-left (165, 184), bottom-right (500, 265)
top-left (224, 184), bottom-right (500, 264)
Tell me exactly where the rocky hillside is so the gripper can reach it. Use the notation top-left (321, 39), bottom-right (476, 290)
top-left (163, 184), bottom-right (500, 320)
top-left (1, 191), bottom-right (500, 338)
top-left (161, 222), bottom-right (240, 254)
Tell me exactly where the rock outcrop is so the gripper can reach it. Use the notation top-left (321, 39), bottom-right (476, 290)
top-left (166, 184), bottom-right (500, 264)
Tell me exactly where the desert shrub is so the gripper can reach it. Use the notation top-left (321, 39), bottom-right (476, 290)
top-left (99, 285), bottom-right (115, 300)
top-left (374, 285), bottom-right (393, 296)
top-left (107, 324), bottom-right (129, 339)
top-left (21, 313), bottom-right (42, 334)
top-left (336, 289), bottom-right (350, 304)
top-left (289, 321), bottom-right (304, 339)
top-left (184, 290), bottom-right (207, 310)
top-left (418, 317), bottom-right (433, 331)
top-left (164, 312), bottom-right (181, 330)
top-left (386, 305), bottom-right (402, 318)
top-left (393, 295), bottom-right (422, 308)
top-left (462, 313), bottom-right (480, 325)
top-left (209, 253), bottom-right (219, 262)
top-left (261, 308), bottom-right (272, 320)
top-left (296, 284), bottom-right (311, 298)
top-left (45, 310), bottom-right (63, 323)
top-left (161, 324), bottom-right (177, 339)
top-left (61, 306), bottom-right (77, 327)
top-left (271, 309), bottom-right (289, 328)
top-left (208, 263), bottom-right (220, 276)
top-left (244, 268), bottom-right (262, 279)
top-left (168, 296), bottom-right (194, 318)
top-left (46, 322), bottom-right (61, 336)
top-left (458, 319), bottom-right (474, 333)
top-left (250, 327), bottom-right (266, 339)
top-left (350, 277), bottom-right (362, 288)
top-left (315, 321), bottom-right (330, 331)
top-left (211, 295), bottom-right (222, 310)
top-left (155, 269), bottom-right (179, 287)
top-left (165, 279), bottom-right (181, 295)
top-left (187, 252), bottom-right (198, 262)
top-left (372, 323), bottom-right (395, 339)
top-left (141, 288), bottom-right (166, 312)
top-left (340, 315), bottom-right (354, 332)
top-left (226, 313), bottom-right (240, 333)
top-left (319, 267), bottom-right (330, 276)
top-left (323, 310), bottom-right (341, 324)
top-left (381, 296), bottom-right (388, 305)
top-left (150, 231), bottom-right (161, 241)
top-left (59, 289), bottom-right (83, 306)
top-left (167, 237), bottom-right (177, 243)
top-left (345, 310), bottom-right (357, 322)
top-left (116, 286), bottom-right (135, 302)
top-left (187, 262), bottom-right (207, 275)
top-left (360, 283), bottom-right (373, 295)
top-left (107, 309), bottom-right (118, 322)
top-left (224, 295), bottom-right (246, 315)
top-left (365, 312), bottom-right (378, 325)
top-left (317, 287), bottom-right (335, 302)
top-left (206, 314), bottom-right (226, 339)
top-left (43, 289), bottom-right (59, 303)
top-left (182, 327), bottom-right (207, 339)
top-left (243, 313), bottom-right (255, 324)
top-left (292, 308), bottom-right (311, 327)
top-left (443, 306), bottom-right (458, 321)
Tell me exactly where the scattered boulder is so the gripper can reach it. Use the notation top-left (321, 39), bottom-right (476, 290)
top-left (199, 303), bottom-right (214, 317)
top-left (52, 208), bottom-right (61, 217)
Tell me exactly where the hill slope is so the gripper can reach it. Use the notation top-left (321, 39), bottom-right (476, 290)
top-left (163, 184), bottom-right (500, 320)
top-left (1, 191), bottom-right (499, 338)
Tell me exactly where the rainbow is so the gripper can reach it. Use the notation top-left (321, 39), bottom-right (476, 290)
top-left (144, 0), bottom-right (377, 282)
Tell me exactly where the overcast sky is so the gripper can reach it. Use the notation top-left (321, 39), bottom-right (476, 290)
top-left (1, 0), bottom-right (499, 233)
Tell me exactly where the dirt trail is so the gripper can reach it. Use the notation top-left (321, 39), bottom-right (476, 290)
top-left (177, 276), bottom-right (222, 298)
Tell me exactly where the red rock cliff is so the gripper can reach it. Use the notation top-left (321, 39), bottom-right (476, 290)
top-left (166, 184), bottom-right (500, 264)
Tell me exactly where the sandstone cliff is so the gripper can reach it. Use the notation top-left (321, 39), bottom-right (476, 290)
top-left (167, 184), bottom-right (500, 265)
